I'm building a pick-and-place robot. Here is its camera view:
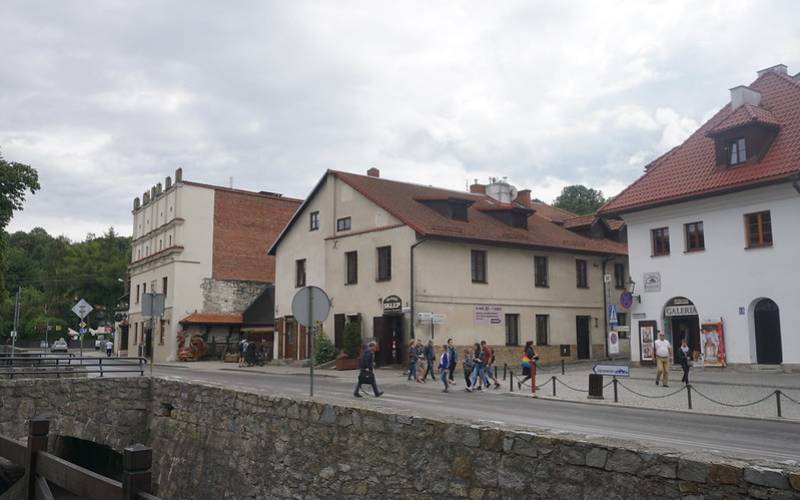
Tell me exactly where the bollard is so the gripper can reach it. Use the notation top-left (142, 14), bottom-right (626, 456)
top-left (561, 359), bottom-right (565, 375)
top-left (509, 371), bottom-right (514, 393)
top-left (686, 384), bottom-right (692, 410)
top-left (552, 376), bottom-right (556, 397)
top-left (503, 363), bottom-right (507, 381)
top-left (776, 390), bottom-right (782, 418)
top-left (613, 377), bottom-right (618, 403)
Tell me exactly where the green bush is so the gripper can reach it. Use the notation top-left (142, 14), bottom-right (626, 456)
top-left (314, 325), bottom-right (336, 365)
top-left (342, 321), bottom-right (362, 359)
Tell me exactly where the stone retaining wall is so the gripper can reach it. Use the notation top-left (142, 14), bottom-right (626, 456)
top-left (2, 377), bottom-right (799, 499)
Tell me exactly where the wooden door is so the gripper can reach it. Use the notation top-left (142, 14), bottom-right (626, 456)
top-left (285, 320), bottom-right (297, 359)
top-left (334, 314), bottom-right (345, 352)
top-left (755, 299), bottom-right (782, 364)
top-left (576, 316), bottom-right (591, 360)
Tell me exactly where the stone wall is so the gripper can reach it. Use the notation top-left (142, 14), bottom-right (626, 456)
top-left (2, 377), bottom-right (799, 499)
top-left (201, 278), bottom-right (267, 314)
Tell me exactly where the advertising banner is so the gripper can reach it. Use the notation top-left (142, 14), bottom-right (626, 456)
top-left (474, 305), bottom-right (504, 326)
top-left (701, 320), bottom-right (726, 367)
top-left (639, 322), bottom-right (656, 361)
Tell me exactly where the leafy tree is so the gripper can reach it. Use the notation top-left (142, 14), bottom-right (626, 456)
top-left (552, 185), bottom-right (606, 215)
top-left (342, 321), bottom-right (362, 359)
top-left (0, 152), bottom-right (40, 298)
top-left (313, 324), bottom-right (336, 365)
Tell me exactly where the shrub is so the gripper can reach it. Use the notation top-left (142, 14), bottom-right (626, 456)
top-left (314, 325), bottom-right (336, 365)
top-left (342, 321), bottom-right (362, 359)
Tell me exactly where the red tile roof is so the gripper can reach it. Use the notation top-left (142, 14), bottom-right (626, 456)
top-left (601, 70), bottom-right (800, 215)
top-left (332, 171), bottom-right (626, 256)
top-left (606, 218), bottom-right (625, 231)
top-left (562, 214), bottom-right (596, 229)
top-left (180, 312), bottom-right (243, 325)
top-left (529, 201), bottom-right (576, 223)
top-left (707, 103), bottom-right (780, 136)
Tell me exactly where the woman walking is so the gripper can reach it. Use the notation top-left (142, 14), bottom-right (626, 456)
top-left (407, 340), bottom-right (417, 381)
top-left (462, 348), bottom-right (475, 390)
top-left (517, 341), bottom-right (539, 395)
top-left (439, 343), bottom-right (450, 393)
top-left (679, 338), bottom-right (691, 385)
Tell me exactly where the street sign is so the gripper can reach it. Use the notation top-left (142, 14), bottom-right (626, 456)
top-left (620, 291), bottom-right (633, 309)
top-left (608, 331), bottom-right (620, 355)
top-left (79, 321), bottom-right (87, 329)
top-left (79, 327), bottom-right (87, 335)
top-left (141, 293), bottom-right (165, 317)
top-left (604, 273), bottom-right (612, 284)
top-left (291, 286), bottom-right (331, 328)
top-left (416, 312), bottom-right (433, 322)
top-left (431, 313), bottom-right (446, 325)
top-left (608, 304), bottom-right (618, 326)
top-left (592, 364), bottom-right (630, 377)
top-left (71, 299), bottom-right (93, 319)
top-left (10, 330), bottom-right (16, 338)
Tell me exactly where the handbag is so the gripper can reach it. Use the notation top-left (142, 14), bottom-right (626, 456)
top-left (358, 370), bottom-right (375, 385)
top-left (520, 355), bottom-right (531, 368)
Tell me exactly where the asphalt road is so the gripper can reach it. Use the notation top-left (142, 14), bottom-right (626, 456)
top-left (140, 365), bottom-right (800, 463)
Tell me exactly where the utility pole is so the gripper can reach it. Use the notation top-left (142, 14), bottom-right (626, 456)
top-left (44, 304), bottom-right (50, 350)
top-left (12, 286), bottom-right (21, 352)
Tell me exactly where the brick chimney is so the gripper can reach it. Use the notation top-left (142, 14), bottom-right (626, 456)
top-left (367, 167), bottom-right (380, 178)
top-left (469, 179), bottom-right (486, 194)
top-left (515, 189), bottom-right (532, 208)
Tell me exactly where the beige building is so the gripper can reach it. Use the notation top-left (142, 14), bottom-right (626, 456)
top-left (269, 168), bottom-right (628, 366)
top-left (123, 168), bottom-right (300, 362)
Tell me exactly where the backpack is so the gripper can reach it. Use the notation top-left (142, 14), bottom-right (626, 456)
top-left (439, 351), bottom-right (448, 369)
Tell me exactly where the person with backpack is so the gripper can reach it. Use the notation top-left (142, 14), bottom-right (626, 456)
top-left (447, 338), bottom-right (458, 385)
top-left (467, 343), bottom-right (486, 392)
top-left (438, 343), bottom-right (450, 393)
top-left (518, 341), bottom-right (539, 395)
top-left (481, 340), bottom-right (501, 389)
top-left (354, 341), bottom-right (383, 398)
top-left (462, 348), bottom-right (475, 390)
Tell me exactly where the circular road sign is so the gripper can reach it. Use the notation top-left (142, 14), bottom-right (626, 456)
top-left (620, 291), bottom-right (634, 309)
top-left (291, 286), bottom-right (332, 328)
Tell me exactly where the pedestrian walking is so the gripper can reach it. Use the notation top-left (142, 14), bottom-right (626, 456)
top-left (679, 338), bottom-right (691, 385)
top-left (439, 343), bottom-right (450, 393)
top-left (447, 338), bottom-right (458, 384)
top-left (354, 341), bottom-right (383, 398)
top-left (238, 338), bottom-right (247, 367)
top-left (654, 331), bottom-right (672, 387)
top-left (467, 343), bottom-right (487, 392)
top-left (462, 348), bottom-right (475, 390)
top-left (517, 341), bottom-right (539, 395)
top-left (423, 340), bottom-right (436, 381)
top-left (407, 340), bottom-right (417, 381)
top-left (105, 339), bottom-right (113, 357)
top-left (481, 341), bottom-right (500, 389)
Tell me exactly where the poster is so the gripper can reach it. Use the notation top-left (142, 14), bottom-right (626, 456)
top-left (474, 305), bottom-right (504, 326)
top-left (700, 320), bottom-right (726, 367)
top-left (639, 322), bottom-right (655, 361)
top-left (608, 331), bottom-right (620, 355)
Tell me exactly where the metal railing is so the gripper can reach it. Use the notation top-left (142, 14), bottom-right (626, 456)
top-left (0, 356), bottom-right (148, 379)
top-left (0, 417), bottom-right (160, 500)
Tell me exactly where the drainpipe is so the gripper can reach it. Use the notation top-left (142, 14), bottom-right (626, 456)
top-left (601, 255), bottom-right (615, 360)
top-left (409, 237), bottom-right (428, 340)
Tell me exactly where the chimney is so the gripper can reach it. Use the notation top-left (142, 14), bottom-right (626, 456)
top-left (515, 189), bottom-right (532, 208)
top-left (469, 179), bottom-right (486, 194)
top-left (165, 176), bottom-right (172, 189)
top-left (757, 64), bottom-right (788, 78)
top-left (175, 167), bottom-right (183, 183)
top-left (367, 167), bottom-right (380, 178)
top-left (729, 85), bottom-right (761, 110)
top-left (133, 197), bottom-right (140, 210)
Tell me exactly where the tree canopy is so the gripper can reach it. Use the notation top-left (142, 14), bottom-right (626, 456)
top-left (552, 185), bottom-right (606, 215)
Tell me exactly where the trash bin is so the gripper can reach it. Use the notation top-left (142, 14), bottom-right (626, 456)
top-left (588, 373), bottom-right (604, 399)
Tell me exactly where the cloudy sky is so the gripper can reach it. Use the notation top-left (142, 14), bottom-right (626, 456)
top-left (2, 1), bottom-right (798, 240)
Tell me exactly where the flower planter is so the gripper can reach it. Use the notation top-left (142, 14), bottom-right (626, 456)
top-left (335, 357), bottom-right (359, 371)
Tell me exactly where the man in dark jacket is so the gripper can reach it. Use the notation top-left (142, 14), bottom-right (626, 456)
top-left (354, 341), bottom-right (383, 398)
top-left (423, 340), bottom-right (436, 381)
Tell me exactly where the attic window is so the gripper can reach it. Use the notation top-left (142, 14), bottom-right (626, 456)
top-left (452, 204), bottom-right (468, 221)
top-left (729, 138), bottom-right (747, 165)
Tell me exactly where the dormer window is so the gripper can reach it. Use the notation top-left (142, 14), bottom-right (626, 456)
top-left (416, 196), bottom-right (474, 221)
top-left (729, 138), bottom-right (747, 165)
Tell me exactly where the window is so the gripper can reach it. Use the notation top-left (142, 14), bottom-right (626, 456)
top-left (729, 137), bottom-right (747, 165)
top-left (575, 259), bottom-right (588, 288)
top-left (143, 283), bottom-right (146, 296)
top-left (614, 262), bottom-right (625, 289)
top-left (136, 285), bottom-right (140, 304)
top-left (295, 259), bottom-right (306, 287)
top-left (505, 314), bottom-right (519, 346)
top-left (336, 217), bottom-right (351, 232)
top-left (158, 239), bottom-right (162, 251)
top-left (168, 235), bottom-right (172, 246)
top-left (134, 323), bottom-right (138, 345)
top-left (451, 204), bottom-right (468, 222)
top-left (536, 314), bottom-right (549, 345)
top-left (471, 250), bottom-right (487, 283)
top-left (162, 277), bottom-right (168, 298)
top-left (616, 313), bottom-right (628, 339)
top-left (377, 246), bottom-right (391, 281)
top-left (651, 227), bottom-right (670, 256)
top-left (685, 221), bottom-right (705, 252)
top-left (745, 211), bottom-right (772, 248)
top-left (309, 211), bottom-right (320, 231)
top-left (345, 251), bottom-right (358, 284)
top-left (534, 256), bottom-right (548, 287)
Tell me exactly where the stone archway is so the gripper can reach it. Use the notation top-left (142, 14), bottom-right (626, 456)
top-left (662, 297), bottom-right (701, 363)
top-left (753, 298), bottom-right (782, 364)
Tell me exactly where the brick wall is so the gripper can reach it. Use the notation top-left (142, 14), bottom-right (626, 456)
top-left (212, 189), bottom-right (301, 282)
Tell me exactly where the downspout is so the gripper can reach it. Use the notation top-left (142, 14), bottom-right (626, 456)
top-left (601, 255), bottom-right (615, 360)
top-left (409, 237), bottom-right (428, 341)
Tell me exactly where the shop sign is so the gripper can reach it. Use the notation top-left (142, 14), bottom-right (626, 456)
top-left (474, 304), bottom-right (503, 326)
top-left (382, 295), bottom-right (403, 315)
top-left (664, 305), bottom-right (697, 317)
top-left (643, 272), bottom-right (661, 292)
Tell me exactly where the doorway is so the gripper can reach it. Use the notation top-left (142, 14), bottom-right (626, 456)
top-left (576, 316), bottom-right (591, 359)
top-left (754, 299), bottom-right (782, 364)
top-left (334, 314), bottom-right (345, 351)
top-left (284, 320), bottom-right (297, 359)
top-left (374, 315), bottom-right (403, 366)
top-left (671, 316), bottom-right (700, 363)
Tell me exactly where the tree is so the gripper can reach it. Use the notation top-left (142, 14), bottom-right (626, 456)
top-left (313, 325), bottom-right (336, 365)
top-left (0, 152), bottom-right (40, 299)
top-left (342, 321), bottom-right (362, 359)
top-left (552, 185), bottom-right (606, 215)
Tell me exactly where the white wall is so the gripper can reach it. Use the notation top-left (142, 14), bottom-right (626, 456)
top-left (624, 182), bottom-right (800, 365)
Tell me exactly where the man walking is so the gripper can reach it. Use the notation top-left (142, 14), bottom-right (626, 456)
top-left (354, 341), bottom-right (383, 398)
top-left (481, 340), bottom-right (500, 389)
top-left (439, 343), bottom-right (450, 393)
top-left (446, 338), bottom-right (457, 385)
top-left (654, 331), bottom-right (672, 387)
top-left (423, 340), bottom-right (436, 381)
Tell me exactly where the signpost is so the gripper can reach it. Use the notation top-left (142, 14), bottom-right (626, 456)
top-left (592, 363), bottom-right (630, 377)
top-left (142, 293), bottom-right (165, 375)
top-left (291, 286), bottom-right (331, 397)
top-left (71, 299), bottom-right (93, 360)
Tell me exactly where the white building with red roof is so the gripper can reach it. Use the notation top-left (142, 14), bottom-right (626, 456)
top-left (600, 64), bottom-right (800, 369)
top-left (269, 168), bottom-right (628, 367)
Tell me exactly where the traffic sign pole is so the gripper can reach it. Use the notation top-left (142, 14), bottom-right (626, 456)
top-left (308, 288), bottom-right (314, 397)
